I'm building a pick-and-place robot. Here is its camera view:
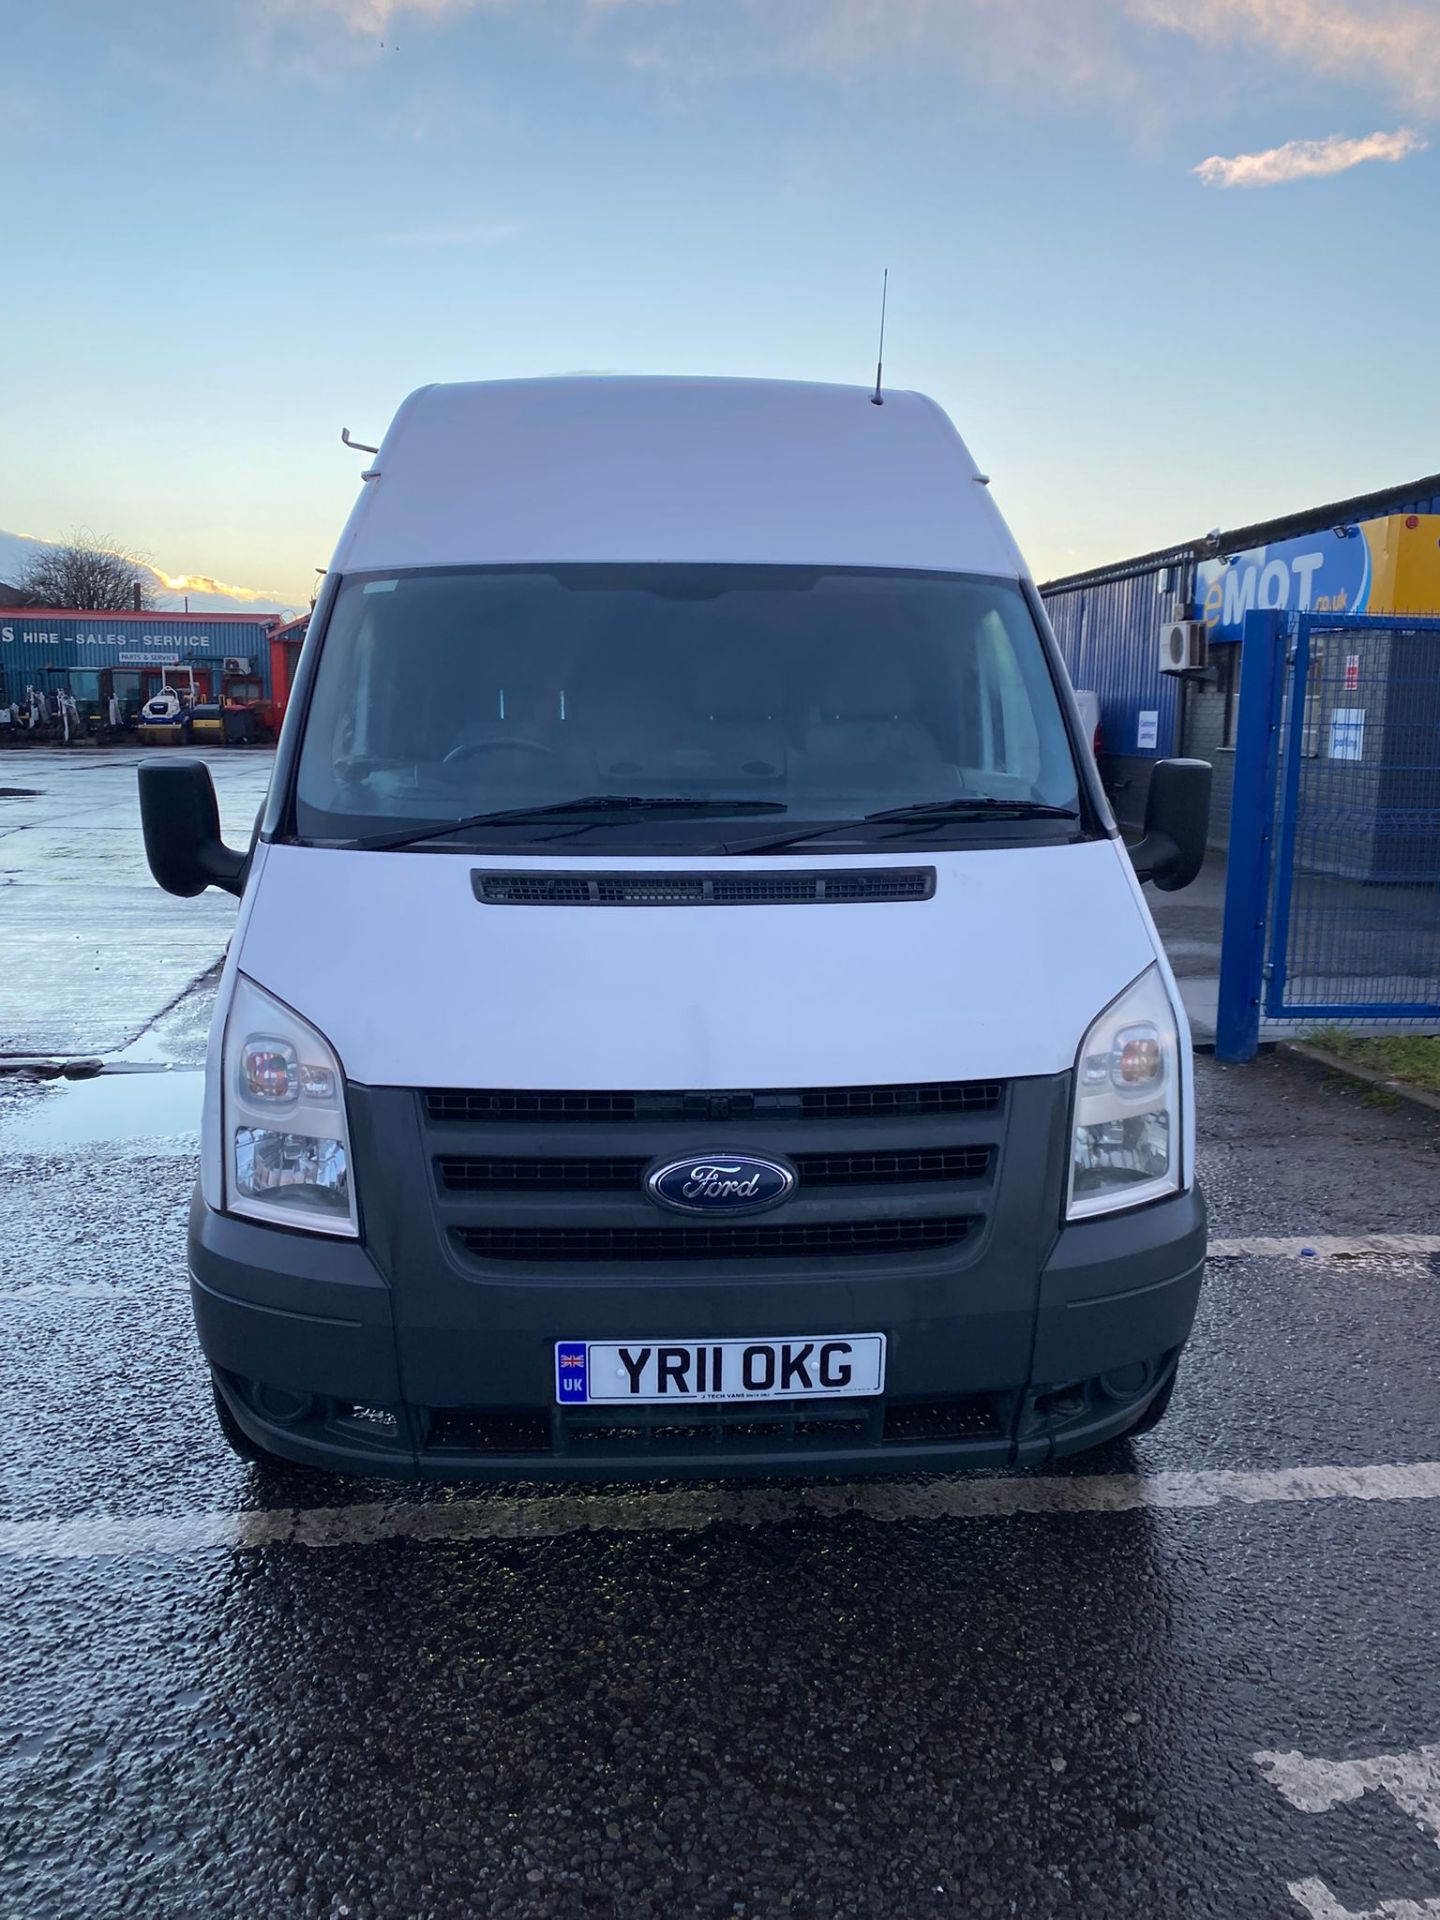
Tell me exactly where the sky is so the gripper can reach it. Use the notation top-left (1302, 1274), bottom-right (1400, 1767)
top-left (3, 0), bottom-right (1438, 609)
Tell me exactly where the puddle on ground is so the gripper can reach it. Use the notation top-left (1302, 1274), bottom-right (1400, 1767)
top-left (110, 971), bottom-right (219, 1069)
top-left (0, 1069), bottom-right (202, 1154)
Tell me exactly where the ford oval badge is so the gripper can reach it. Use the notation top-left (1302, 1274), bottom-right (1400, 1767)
top-left (646, 1153), bottom-right (796, 1216)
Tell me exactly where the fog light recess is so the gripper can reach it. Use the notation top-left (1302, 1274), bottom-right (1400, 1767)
top-left (1098, 1362), bottom-right (1154, 1402)
top-left (251, 1382), bottom-right (316, 1426)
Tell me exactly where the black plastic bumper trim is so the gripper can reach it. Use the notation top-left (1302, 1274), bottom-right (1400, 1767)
top-left (191, 1268), bottom-right (363, 1329)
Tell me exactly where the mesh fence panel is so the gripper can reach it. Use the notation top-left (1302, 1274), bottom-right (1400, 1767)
top-left (1266, 617), bottom-right (1440, 1025)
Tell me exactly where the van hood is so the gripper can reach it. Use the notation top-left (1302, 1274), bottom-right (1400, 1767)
top-left (237, 840), bottom-right (1159, 1090)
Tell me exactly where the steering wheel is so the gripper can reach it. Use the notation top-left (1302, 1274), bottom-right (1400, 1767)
top-left (442, 736), bottom-right (560, 770)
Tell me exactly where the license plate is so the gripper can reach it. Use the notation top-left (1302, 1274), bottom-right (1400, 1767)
top-left (554, 1334), bottom-right (886, 1405)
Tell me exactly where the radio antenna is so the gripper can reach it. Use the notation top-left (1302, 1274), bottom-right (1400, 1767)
top-left (870, 268), bottom-right (889, 406)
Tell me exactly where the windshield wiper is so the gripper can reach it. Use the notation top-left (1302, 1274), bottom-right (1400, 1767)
top-left (862, 798), bottom-right (1080, 825)
top-left (727, 798), bottom-right (1079, 855)
top-left (338, 795), bottom-right (790, 853)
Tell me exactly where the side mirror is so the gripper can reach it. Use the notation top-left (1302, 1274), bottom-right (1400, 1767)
top-left (1129, 758), bottom-right (1211, 892)
top-left (138, 757), bottom-right (247, 898)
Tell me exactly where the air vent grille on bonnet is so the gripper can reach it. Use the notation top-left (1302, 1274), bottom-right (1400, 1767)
top-left (471, 868), bottom-right (935, 906)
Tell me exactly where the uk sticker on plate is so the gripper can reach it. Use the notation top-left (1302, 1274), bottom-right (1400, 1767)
top-left (555, 1334), bottom-right (886, 1405)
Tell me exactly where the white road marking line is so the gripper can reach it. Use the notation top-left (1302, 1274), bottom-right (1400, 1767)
top-left (5, 1460), bottom-right (1440, 1563)
top-left (1209, 1235), bottom-right (1440, 1260)
top-left (1257, 1745), bottom-right (1440, 1847)
top-left (1283, 1878), bottom-right (1440, 1919)
top-left (1256, 1745), bottom-right (1440, 1920)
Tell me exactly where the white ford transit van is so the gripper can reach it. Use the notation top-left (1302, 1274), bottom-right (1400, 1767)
top-left (140, 376), bottom-right (1210, 1481)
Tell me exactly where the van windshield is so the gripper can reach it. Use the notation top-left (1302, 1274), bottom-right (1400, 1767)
top-left (292, 565), bottom-right (1083, 852)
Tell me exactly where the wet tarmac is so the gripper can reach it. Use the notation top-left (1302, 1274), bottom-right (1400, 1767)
top-left (2, 1028), bottom-right (1439, 1918)
top-left (0, 747), bottom-right (270, 1060)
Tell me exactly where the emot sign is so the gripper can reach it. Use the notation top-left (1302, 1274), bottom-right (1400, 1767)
top-left (1196, 525), bottom-right (1373, 644)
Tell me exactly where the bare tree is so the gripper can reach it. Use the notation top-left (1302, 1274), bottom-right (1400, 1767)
top-left (18, 530), bottom-right (159, 611)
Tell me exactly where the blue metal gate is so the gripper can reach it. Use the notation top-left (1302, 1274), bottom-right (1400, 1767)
top-left (1216, 607), bottom-right (1440, 1061)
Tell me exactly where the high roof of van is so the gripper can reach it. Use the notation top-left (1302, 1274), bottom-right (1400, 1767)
top-left (332, 376), bottom-right (1026, 581)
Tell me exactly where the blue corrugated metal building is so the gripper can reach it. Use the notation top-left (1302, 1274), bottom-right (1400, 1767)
top-left (0, 607), bottom-right (279, 724)
top-left (1040, 471), bottom-right (1440, 842)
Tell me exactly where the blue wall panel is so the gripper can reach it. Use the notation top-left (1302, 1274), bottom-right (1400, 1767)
top-left (1044, 557), bottom-right (1185, 760)
top-left (0, 611), bottom-right (276, 702)
top-left (1041, 481), bottom-right (1440, 767)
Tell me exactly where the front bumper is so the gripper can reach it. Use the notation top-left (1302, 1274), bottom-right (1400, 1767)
top-left (191, 1181), bottom-right (1206, 1481)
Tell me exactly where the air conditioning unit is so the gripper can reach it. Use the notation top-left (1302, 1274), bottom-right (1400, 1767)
top-left (1158, 621), bottom-right (1208, 675)
top-left (222, 656), bottom-right (251, 675)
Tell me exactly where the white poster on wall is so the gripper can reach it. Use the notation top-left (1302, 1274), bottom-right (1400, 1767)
top-left (1329, 709), bottom-right (1365, 761)
top-left (1137, 710), bottom-right (1159, 751)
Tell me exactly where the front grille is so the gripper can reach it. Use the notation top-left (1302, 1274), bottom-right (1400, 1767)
top-left (425, 1075), bottom-right (1006, 1275)
top-left (564, 1399), bottom-right (875, 1452)
top-left (472, 868), bottom-right (935, 907)
top-left (437, 1145), bottom-right (992, 1194)
top-left (425, 1409), bottom-right (552, 1454)
top-left (425, 1079), bottom-right (1004, 1125)
top-left (407, 1394), bottom-right (1008, 1461)
top-left (562, 1397), bottom-right (1003, 1452)
top-left (796, 1146), bottom-right (991, 1185)
top-left (882, 1396), bottom-right (1002, 1442)
top-left (428, 1090), bottom-right (643, 1123)
top-left (454, 1217), bottom-right (973, 1263)
top-left (439, 1155), bottom-right (639, 1192)
top-left (799, 1082), bottom-right (1002, 1118)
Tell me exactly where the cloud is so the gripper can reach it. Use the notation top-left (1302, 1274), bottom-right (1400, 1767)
top-left (634, 0), bottom-right (1440, 149)
top-left (270, 0), bottom-right (658, 35)
top-left (1130, 0), bottom-right (1440, 116)
top-left (1193, 124), bottom-right (1427, 187)
top-left (380, 219), bottom-right (523, 246)
top-left (0, 530), bottom-right (293, 616)
top-left (148, 565), bottom-right (291, 606)
top-left (788, 0), bottom-right (1148, 104)
top-left (810, 0), bottom-right (1440, 116)
top-left (269, 0), bottom-right (490, 34)
top-left (263, 0), bottom-right (1440, 130)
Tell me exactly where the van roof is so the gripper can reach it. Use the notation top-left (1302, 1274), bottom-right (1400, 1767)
top-left (332, 376), bottom-right (1025, 581)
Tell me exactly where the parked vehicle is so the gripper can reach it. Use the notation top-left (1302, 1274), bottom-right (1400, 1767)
top-left (139, 375), bottom-right (1210, 1481)
top-left (138, 675), bottom-right (197, 746)
top-left (190, 702), bottom-right (262, 746)
top-left (0, 671), bottom-right (104, 745)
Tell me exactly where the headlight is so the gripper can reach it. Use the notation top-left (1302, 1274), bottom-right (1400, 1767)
top-left (223, 975), bottom-right (357, 1237)
top-left (1067, 965), bottom-right (1181, 1221)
